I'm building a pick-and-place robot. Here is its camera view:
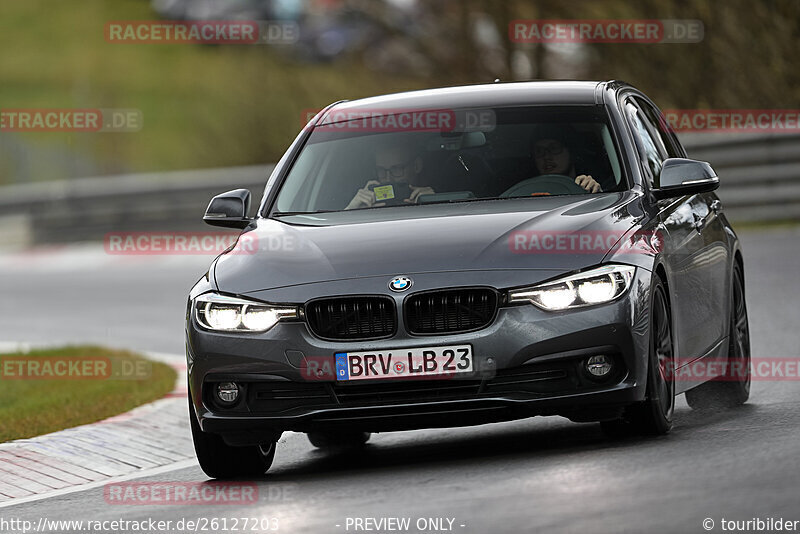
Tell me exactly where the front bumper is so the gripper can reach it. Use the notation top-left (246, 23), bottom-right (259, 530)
top-left (187, 268), bottom-right (653, 443)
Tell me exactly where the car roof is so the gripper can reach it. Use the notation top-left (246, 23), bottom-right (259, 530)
top-left (325, 81), bottom-right (628, 114)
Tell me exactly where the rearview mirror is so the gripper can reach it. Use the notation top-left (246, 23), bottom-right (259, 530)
top-left (652, 158), bottom-right (719, 199)
top-left (203, 189), bottom-right (252, 229)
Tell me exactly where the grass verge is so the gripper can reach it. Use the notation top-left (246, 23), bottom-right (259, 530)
top-left (0, 345), bottom-right (177, 443)
top-left (733, 219), bottom-right (800, 231)
top-left (0, 0), bottom-right (431, 183)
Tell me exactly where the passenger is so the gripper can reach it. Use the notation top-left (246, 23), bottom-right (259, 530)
top-left (345, 139), bottom-right (435, 209)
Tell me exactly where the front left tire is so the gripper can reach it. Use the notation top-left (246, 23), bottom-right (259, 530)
top-left (602, 274), bottom-right (675, 436)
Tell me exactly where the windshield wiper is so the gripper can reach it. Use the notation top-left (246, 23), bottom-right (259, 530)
top-left (417, 196), bottom-right (510, 206)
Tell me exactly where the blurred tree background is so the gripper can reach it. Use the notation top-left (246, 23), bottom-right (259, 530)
top-left (1, 0), bottom-right (798, 185)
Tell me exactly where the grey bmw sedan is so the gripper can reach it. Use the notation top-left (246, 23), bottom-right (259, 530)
top-left (186, 80), bottom-right (750, 478)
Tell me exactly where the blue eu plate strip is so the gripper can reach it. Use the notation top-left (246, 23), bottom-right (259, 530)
top-left (335, 353), bottom-right (349, 380)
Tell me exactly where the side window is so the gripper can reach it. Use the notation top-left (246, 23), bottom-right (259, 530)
top-left (624, 99), bottom-right (666, 188)
top-left (635, 97), bottom-right (684, 159)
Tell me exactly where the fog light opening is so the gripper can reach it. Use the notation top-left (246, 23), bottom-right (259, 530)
top-left (216, 382), bottom-right (240, 405)
top-left (586, 355), bottom-right (613, 378)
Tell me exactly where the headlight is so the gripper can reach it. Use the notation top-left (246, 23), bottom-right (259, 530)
top-left (194, 293), bottom-right (298, 332)
top-left (508, 265), bottom-right (635, 311)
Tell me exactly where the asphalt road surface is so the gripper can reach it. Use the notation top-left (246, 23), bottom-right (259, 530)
top-left (1, 226), bottom-right (799, 534)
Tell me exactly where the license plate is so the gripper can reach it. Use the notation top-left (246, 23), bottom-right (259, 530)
top-left (335, 345), bottom-right (473, 381)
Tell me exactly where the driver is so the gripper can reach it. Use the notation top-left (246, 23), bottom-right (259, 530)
top-left (531, 125), bottom-right (602, 193)
top-left (345, 138), bottom-right (435, 210)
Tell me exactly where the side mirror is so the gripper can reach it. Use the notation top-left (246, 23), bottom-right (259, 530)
top-left (203, 189), bottom-right (252, 229)
top-left (652, 158), bottom-right (719, 199)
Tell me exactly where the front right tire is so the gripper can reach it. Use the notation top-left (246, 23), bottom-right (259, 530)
top-left (685, 261), bottom-right (751, 411)
top-left (189, 395), bottom-right (276, 479)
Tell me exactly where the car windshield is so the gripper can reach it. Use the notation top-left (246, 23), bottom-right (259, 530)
top-left (273, 106), bottom-right (624, 215)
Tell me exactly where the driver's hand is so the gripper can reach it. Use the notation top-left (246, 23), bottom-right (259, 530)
top-left (345, 180), bottom-right (381, 210)
top-left (406, 185), bottom-right (435, 203)
top-left (575, 175), bottom-right (602, 193)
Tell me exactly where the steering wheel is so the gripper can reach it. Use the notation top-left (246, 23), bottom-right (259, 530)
top-left (500, 174), bottom-right (588, 197)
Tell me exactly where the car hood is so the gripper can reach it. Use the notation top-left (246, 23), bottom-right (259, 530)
top-left (213, 192), bottom-right (644, 294)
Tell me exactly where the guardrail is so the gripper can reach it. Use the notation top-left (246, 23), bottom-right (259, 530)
top-left (682, 132), bottom-right (800, 222)
top-left (0, 133), bottom-right (797, 248)
top-left (0, 165), bottom-right (274, 247)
